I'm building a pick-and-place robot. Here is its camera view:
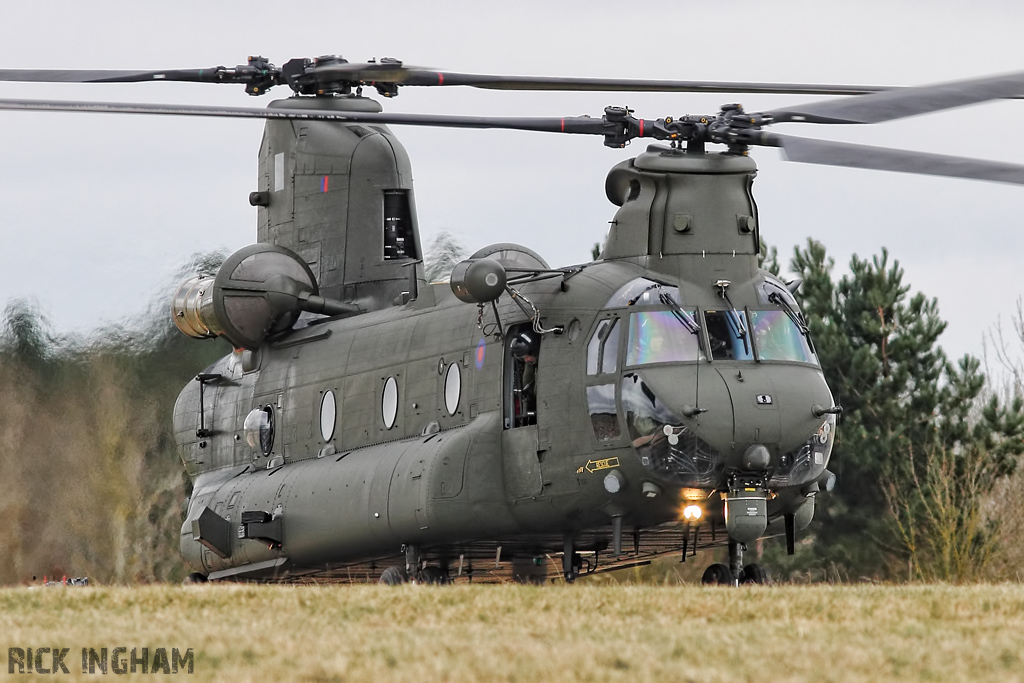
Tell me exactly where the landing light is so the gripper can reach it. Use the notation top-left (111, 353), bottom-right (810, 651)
top-left (683, 505), bottom-right (702, 521)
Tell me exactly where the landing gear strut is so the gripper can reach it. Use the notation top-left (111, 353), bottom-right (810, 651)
top-left (729, 539), bottom-right (744, 586)
top-left (562, 536), bottom-right (583, 583)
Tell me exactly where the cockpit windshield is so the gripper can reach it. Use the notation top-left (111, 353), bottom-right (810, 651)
top-left (749, 310), bottom-right (817, 364)
top-left (626, 311), bottom-right (705, 365)
top-left (611, 277), bottom-right (817, 367)
top-left (704, 310), bottom-right (753, 360)
top-left (627, 308), bottom-right (817, 366)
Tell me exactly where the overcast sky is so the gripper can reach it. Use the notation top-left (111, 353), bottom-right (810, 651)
top-left (1, 0), bottom-right (1023, 372)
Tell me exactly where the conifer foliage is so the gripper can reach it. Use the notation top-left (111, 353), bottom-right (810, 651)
top-left (788, 239), bottom-right (1024, 580)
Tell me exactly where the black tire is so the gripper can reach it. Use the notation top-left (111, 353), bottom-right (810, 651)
top-left (739, 563), bottom-right (769, 585)
top-left (183, 572), bottom-right (208, 585)
top-left (416, 566), bottom-right (448, 585)
top-left (378, 566), bottom-right (409, 585)
top-left (701, 563), bottom-right (734, 585)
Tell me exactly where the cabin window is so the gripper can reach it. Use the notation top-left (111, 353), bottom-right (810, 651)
top-left (586, 318), bottom-right (620, 375)
top-left (444, 363), bottom-right (462, 415)
top-left (320, 390), bottom-right (337, 441)
top-left (382, 377), bottom-right (399, 429)
top-left (244, 406), bottom-right (274, 456)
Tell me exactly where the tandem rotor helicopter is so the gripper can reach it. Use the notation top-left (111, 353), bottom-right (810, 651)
top-left (3, 59), bottom-right (1024, 586)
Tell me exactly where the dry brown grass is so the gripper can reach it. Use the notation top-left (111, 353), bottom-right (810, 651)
top-left (3, 584), bottom-right (1024, 682)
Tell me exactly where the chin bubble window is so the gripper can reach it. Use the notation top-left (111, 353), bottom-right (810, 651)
top-left (244, 406), bottom-right (275, 455)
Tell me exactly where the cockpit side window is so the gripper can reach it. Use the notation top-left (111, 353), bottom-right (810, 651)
top-left (756, 278), bottom-right (799, 308)
top-left (586, 318), bottom-right (620, 375)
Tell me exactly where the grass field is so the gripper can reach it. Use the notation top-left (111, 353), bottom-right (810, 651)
top-left (2, 583), bottom-right (1023, 682)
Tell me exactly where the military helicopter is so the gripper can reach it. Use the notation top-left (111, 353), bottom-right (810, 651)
top-left (3, 60), bottom-right (1023, 586)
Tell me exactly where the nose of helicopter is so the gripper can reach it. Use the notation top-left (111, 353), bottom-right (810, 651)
top-left (636, 362), bottom-right (833, 469)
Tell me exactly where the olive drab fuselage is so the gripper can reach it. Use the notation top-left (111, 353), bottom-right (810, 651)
top-left (173, 96), bottom-right (836, 580)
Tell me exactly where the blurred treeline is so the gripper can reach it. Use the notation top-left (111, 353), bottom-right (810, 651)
top-left (0, 254), bottom-right (230, 585)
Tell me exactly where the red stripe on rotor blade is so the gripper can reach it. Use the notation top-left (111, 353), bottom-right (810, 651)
top-left (639, 119), bottom-right (644, 136)
top-left (561, 118), bottom-right (564, 132)
top-left (438, 73), bottom-right (444, 85)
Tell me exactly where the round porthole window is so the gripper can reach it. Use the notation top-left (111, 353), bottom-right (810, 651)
top-left (382, 377), bottom-right (399, 429)
top-left (444, 363), bottom-right (461, 415)
top-left (320, 390), bottom-right (337, 441)
top-left (243, 406), bottom-right (274, 455)
top-left (567, 318), bottom-right (581, 342)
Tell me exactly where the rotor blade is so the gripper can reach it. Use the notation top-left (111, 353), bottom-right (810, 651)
top-left (0, 97), bottom-right (615, 135)
top-left (0, 67), bottom-right (241, 84)
top-left (313, 63), bottom-right (892, 96)
top-left (760, 132), bottom-right (1024, 185)
top-left (767, 71), bottom-right (1024, 124)
top-left (9, 96), bottom-right (1024, 185)
top-left (0, 63), bottom-right (893, 96)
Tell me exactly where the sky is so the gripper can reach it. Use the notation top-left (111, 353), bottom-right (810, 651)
top-left (1, 0), bottom-right (1023, 373)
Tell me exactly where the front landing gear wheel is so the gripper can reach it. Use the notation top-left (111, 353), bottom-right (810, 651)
top-left (701, 563), bottom-right (734, 585)
top-left (739, 563), bottom-right (769, 585)
top-left (183, 572), bottom-right (208, 585)
top-left (379, 566), bottom-right (410, 585)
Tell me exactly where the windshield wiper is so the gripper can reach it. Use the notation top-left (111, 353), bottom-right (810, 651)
top-left (768, 292), bottom-right (810, 336)
top-left (659, 292), bottom-right (701, 335)
top-left (724, 309), bottom-right (750, 356)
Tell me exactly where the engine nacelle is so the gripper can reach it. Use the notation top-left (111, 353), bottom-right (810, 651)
top-left (172, 243), bottom-right (358, 350)
top-left (449, 258), bottom-right (507, 304)
top-left (172, 275), bottom-right (219, 339)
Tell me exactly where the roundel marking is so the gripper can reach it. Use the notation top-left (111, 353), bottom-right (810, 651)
top-left (475, 338), bottom-right (486, 369)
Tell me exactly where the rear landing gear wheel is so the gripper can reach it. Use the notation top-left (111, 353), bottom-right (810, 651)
top-left (739, 563), bottom-right (769, 585)
top-left (701, 563), bottom-right (734, 585)
top-left (416, 566), bottom-right (448, 585)
top-left (378, 566), bottom-right (410, 585)
top-left (183, 572), bottom-right (208, 585)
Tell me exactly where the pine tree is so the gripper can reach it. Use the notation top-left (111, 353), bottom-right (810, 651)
top-left (785, 239), bottom-right (1023, 579)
